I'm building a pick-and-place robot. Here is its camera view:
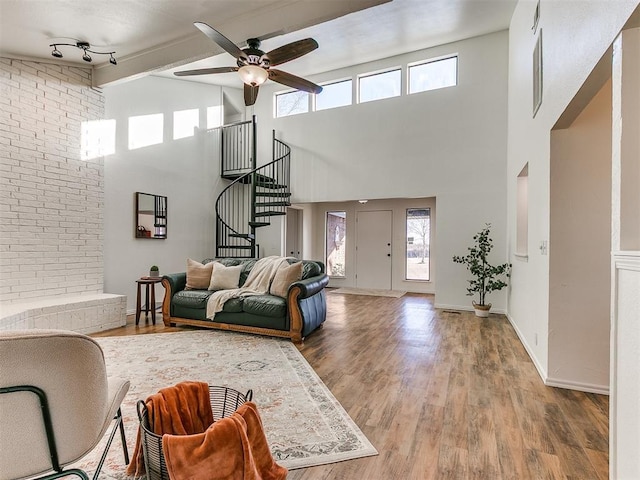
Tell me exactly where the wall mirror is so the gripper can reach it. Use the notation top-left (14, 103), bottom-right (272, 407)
top-left (135, 192), bottom-right (167, 239)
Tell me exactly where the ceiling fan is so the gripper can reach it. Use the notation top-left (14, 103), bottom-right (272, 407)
top-left (175, 22), bottom-right (323, 106)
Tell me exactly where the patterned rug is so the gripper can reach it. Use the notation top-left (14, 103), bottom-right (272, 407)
top-left (330, 287), bottom-right (406, 298)
top-left (74, 330), bottom-right (377, 478)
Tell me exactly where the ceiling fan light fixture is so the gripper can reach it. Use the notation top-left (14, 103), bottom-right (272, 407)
top-left (238, 65), bottom-right (268, 87)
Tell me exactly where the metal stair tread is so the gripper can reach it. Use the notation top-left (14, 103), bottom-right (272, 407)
top-left (217, 245), bottom-right (253, 250)
top-left (255, 211), bottom-right (286, 217)
top-left (229, 233), bottom-right (254, 239)
top-left (248, 221), bottom-right (270, 227)
top-left (255, 201), bottom-right (291, 207)
top-left (255, 192), bottom-right (291, 198)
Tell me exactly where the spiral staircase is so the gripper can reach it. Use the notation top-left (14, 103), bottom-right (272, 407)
top-left (214, 116), bottom-right (291, 258)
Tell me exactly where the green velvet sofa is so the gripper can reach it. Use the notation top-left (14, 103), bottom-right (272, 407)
top-left (161, 258), bottom-right (329, 343)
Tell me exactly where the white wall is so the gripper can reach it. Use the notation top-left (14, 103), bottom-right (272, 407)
top-left (548, 79), bottom-right (612, 393)
top-left (103, 76), bottom-right (243, 312)
top-left (506, 0), bottom-right (639, 382)
top-left (251, 30), bottom-right (510, 310)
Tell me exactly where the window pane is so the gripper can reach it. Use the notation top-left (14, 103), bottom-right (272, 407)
top-left (359, 69), bottom-right (401, 103)
top-left (326, 211), bottom-right (346, 277)
top-left (409, 56), bottom-right (457, 94)
top-left (316, 80), bottom-right (352, 111)
top-left (129, 113), bottom-right (163, 150)
top-left (406, 208), bottom-right (430, 281)
top-left (173, 108), bottom-right (199, 140)
top-left (276, 91), bottom-right (309, 117)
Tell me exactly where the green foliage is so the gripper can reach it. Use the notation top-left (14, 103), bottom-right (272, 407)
top-left (452, 224), bottom-right (511, 306)
top-left (150, 265), bottom-right (159, 271)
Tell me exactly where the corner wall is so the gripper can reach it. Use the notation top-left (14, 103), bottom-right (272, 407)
top-left (548, 79), bottom-right (612, 393)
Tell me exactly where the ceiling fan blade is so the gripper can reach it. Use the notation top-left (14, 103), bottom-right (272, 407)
top-left (174, 66), bottom-right (238, 77)
top-left (194, 22), bottom-right (247, 60)
top-left (244, 84), bottom-right (259, 106)
top-left (269, 69), bottom-right (323, 94)
top-left (266, 38), bottom-right (319, 66)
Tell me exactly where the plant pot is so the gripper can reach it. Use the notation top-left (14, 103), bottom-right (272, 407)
top-left (149, 270), bottom-right (160, 278)
top-left (472, 301), bottom-right (491, 318)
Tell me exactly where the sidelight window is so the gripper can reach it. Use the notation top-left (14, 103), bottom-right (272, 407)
top-left (326, 211), bottom-right (346, 277)
top-left (406, 208), bottom-right (430, 281)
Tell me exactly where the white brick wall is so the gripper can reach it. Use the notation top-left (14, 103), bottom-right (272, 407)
top-left (0, 58), bottom-right (105, 302)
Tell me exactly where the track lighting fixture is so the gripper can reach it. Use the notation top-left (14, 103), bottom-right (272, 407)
top-left (49, 41), bottom-right (117, 65)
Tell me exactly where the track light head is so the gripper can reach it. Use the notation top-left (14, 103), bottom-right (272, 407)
top-left (109, 54), bottom-right (117, 65)
top-left (51, 46), bottom-right (63, 58)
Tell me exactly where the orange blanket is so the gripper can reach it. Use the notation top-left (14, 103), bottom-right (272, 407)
top-left (162, 401), bottom-right (288, 480)
top-left (126, 381), bottom-right (213, 477)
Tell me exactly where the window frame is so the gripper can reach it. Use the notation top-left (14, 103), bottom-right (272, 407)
top-left (357, 67), bottom-right (402, 104)
top-left (405, 207), bottom-right (431, 282)
top-left (407, 54), bottom-right (458, 95)
top-left (314, 78), bottom-right (353, 112)
top-left (325, 211), bottom-right (347, 278)
top-left (274, 89), bottom-right (311, 118)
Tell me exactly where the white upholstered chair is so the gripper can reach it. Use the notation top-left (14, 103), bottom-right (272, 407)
top-left (0, 329), bottom-right (130, 480)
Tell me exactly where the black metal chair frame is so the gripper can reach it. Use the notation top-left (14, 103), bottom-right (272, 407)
top-left (0, 384), bottom-right (129, 480)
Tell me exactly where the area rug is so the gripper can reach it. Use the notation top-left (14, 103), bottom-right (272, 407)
top-left (73, 330), bottom-right (377, 478)
top-left (330, 287), bottom-right (406, 298)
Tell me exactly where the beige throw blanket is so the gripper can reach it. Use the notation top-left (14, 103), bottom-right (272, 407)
top-left (206, 256), bottom-right (289, 319)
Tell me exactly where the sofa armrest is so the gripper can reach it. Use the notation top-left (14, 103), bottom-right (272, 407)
top-left (161, 273), bottom-right (186, 326)
top-left (162, 272), bottom-right (186, 295)
top-left (290, 274), bottom-right (329, 299)
top-left (287, 274), bottom-right (329, 342)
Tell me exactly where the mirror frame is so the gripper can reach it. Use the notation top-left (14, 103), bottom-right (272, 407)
top-left (135, 192), bottom-right (167, 239)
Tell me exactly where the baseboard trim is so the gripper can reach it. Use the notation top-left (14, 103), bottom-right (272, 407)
top-left (544, 377), bottom-right (609, 395)
top-left (505, 313), bottom-right (609, 395)
top-left (505, 312), bottom-right (548, 383)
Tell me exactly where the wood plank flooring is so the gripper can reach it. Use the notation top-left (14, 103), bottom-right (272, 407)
top-left (94, 292), bottom-right (608, 479)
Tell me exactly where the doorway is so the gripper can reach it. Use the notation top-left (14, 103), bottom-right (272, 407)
top-left (355, 210), bottom-right (392, 289)
top-left (285, 207), bottom-right (302, 259)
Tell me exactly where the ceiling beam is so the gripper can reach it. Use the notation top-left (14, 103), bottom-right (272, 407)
top-left (93, 0), bottom-right (389, 87)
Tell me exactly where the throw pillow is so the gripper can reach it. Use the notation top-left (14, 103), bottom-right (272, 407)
top-left (185, 258), bottom-right (214, 290)
top-left (209, 262), bottom-right (243, 291)
top-left (269, 261), bottom-right (303, 298)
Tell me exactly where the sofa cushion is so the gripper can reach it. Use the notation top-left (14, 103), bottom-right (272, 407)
top-left (238, 259), bottom-right (257, 287)
top-left (300, 261), bottom-right (321, 279)
top-left (208, 263), bottom-right (242, 291)
top-left (221, 297), bottom-right (244, 313)
top-left (173, 289), bottom-right (214, 309)
top-left (203, 258), bottom-right (242, 267)
top-left (270, 262), bottom-right (303, 298)
top-left (242, 295), bottom-right (286, 318)
top-left (186, 259), bottom-right (213, 290)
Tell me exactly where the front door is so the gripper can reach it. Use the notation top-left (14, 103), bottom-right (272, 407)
top-left (355, 210), bottom-right (392, 289)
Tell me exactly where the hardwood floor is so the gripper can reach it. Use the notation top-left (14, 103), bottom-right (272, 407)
top-left (94, 292), bottom-right (608, 479)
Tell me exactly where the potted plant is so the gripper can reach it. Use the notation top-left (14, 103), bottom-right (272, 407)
top-left (452, 224), bottom-right (511, 317)
top-left (149, 265), bottom-right (160, 277)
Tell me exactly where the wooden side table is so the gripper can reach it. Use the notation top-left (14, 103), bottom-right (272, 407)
top-left (135, 277), bottom-right (162, 325)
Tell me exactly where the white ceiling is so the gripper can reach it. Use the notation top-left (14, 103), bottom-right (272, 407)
top-left (0, 0), bottom-right (517, 88)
